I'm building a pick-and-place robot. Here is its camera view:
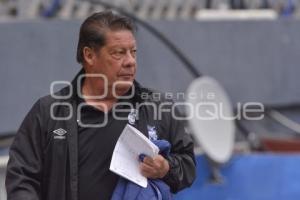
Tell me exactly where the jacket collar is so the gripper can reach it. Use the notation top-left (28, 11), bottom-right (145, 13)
top-left (65, 69), bottom-right (146, 104)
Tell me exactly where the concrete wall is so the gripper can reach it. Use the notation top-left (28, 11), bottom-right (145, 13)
top-left (0, 19), bottom-right (299, 133)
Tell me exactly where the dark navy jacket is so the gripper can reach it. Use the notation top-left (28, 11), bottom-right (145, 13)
top-left (6, 70), bottom-right (196, 200)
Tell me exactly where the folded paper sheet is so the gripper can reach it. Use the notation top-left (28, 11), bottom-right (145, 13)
top-left (110, 124), bottom-right (159, 188)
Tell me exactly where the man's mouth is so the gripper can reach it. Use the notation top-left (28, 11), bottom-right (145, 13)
top-left (118, 74), bottom-right (134, 79)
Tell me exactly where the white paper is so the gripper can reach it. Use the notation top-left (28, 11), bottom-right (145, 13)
top-left (110, 124), bottom-right (159, 188)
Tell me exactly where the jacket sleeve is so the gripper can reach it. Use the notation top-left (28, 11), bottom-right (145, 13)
top-left (6, 100), bottom-right (43, 200)
top-left (162, 105), bottom-right (196, 193)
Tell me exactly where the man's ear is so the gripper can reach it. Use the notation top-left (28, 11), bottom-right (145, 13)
top-left (82, 47), bottom-right (95, 66)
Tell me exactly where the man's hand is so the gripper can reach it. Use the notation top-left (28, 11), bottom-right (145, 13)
top-left (140, 155), bottom-right (170, 179)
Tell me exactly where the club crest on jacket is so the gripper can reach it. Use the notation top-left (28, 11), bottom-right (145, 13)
top-left (147, 125), bottom-right (158, 141)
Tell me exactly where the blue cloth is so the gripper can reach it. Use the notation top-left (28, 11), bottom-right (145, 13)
top-left (111, 140), bottom-right (173, 200)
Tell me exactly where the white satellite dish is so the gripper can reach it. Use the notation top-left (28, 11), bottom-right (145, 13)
top-left (186, 76), bottom-right (235, 164)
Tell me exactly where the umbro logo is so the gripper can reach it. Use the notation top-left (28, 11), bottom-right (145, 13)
top-left (53, 128), bottom-right (67, 139)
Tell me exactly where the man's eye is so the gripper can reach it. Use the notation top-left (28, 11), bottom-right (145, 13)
top-left (116, 50), bottom-right (125, 55)
top-left (112, 50), bottom-right (125, 59)
top-left (131, 49), bottom-right (137, 57)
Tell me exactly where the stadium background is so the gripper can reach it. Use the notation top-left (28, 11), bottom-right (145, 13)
top-left (1, 0), bottom-right (300, 199)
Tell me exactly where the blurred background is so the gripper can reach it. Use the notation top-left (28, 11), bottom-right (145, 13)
top-left (1, 0), bottom-right (300, 199)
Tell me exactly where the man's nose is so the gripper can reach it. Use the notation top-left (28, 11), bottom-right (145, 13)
top-left (123, 51), bottom-right (136, 67)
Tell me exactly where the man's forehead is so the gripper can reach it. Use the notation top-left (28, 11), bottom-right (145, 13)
top-left (104, 30), bottom-right (136, 47)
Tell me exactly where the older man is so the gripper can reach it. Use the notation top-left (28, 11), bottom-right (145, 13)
top-left (6, 11), bottom-right (196, 200)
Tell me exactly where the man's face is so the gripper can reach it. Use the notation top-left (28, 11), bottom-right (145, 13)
top-left (87, 30), bottom-right (137, 96)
